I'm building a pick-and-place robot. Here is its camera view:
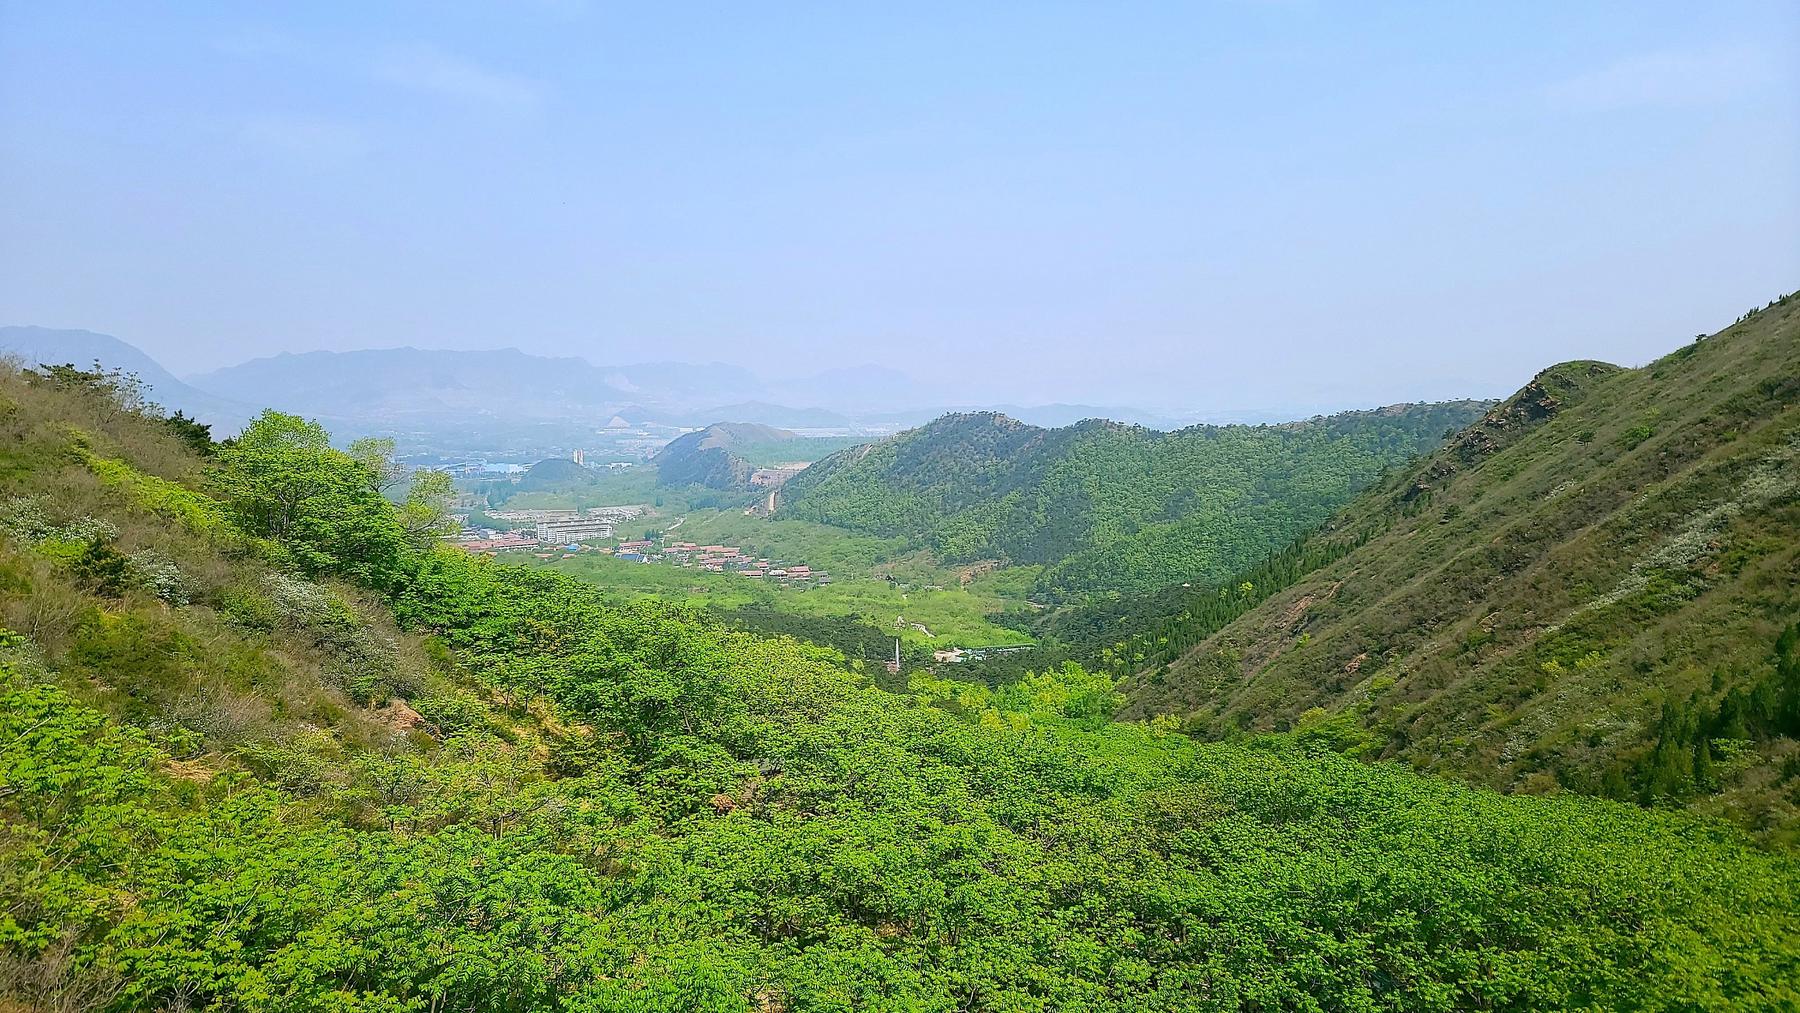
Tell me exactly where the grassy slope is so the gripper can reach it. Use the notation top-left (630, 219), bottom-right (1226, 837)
top-left (778, 403), bottom-right (1491, 598)
top-left (1124, 294), bottom-right (1800, 835)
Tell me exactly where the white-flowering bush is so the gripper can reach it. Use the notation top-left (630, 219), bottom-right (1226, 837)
top-left (0, 497), bottom-right (52, 541)
top-left (0, 496), bottom-right (118, 546)
top-left (57, 515), bottom-right (121, 545)
top-left (263, 571), bottom-right (354, 632)
top-left (126, 549), bottom-right (194, 606)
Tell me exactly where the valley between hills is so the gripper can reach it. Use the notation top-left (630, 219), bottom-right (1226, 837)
top-left (0, 293), bottom-right (1796, 1009)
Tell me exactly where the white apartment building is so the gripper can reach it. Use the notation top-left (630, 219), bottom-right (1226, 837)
top-left (535, 518), bottom-right (615, 544)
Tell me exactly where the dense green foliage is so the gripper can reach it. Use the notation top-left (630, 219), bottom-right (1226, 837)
top-left (6, 589), bottom-right (1800, 1010)
top-left (1012, 534), bottom-right (1368, 679)
top-left (778, 404), bottom-right (1488, 598)
top-left (708, 605), bottom-right (921, 688)
top-left (535, 553), bottom-right (1032, 650)
top-left (1629, 623), bottom-right (1800, 804)
top-left (1125, 293), bottom-right (1800, 839)
top-left (4, 355), bottom-right (1800, 1010)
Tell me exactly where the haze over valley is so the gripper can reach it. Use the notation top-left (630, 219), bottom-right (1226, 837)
top-left (0, 324), bottom-right (1467, 468)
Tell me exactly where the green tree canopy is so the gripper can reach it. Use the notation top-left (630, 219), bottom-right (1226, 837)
top-left (210, 411), bottom-right (411, 587)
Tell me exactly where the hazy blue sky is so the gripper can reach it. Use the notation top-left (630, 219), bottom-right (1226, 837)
top-left (2, 2), bottom-right (1796, 411)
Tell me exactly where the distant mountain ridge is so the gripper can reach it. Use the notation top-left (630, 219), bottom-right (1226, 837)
top-left (188, 347), bottom-right (929, 427)
top-left (618, 402), bottom-right (858, 430)
top-left (767, 364), bottom-right (935, 413)
top-left (779, 401), bottom-right (1492, 597)
top-left (180, 345), bottom-right (1326, 431)
top-left (2, 327), bottom-right (1468, 443)
top-left (187, 347), bottom-right (632, 420)
top-left (0, 326), bottom-right (255, 431)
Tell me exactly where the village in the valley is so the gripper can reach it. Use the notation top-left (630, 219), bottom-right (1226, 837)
top-left (448, 505), bottom-right (833, 588)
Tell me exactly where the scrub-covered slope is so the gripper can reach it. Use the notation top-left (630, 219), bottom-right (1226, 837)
top-left (1125, 293), bottom-right (1800, 836)
top-left (2, 360), bottom-right (1798, 1010)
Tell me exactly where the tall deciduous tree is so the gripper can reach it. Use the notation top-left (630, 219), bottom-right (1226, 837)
top-left (211, 411), bottom-right (410, 587)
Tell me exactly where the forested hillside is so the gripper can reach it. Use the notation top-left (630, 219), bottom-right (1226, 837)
top-left (778, 403), bottom-right (1489, 598)
top-left (1122, 293), bottom-right (1800, 839)
top-left (4, 357), bottom-right (1799, 1008)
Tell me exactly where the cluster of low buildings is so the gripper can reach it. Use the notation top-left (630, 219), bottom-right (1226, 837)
top-left (456, 532), bottom-right (542, 553)
top-left (611, 538), bottom-right (655, 562)
top-left (450, 506), bottom-right (836, 588)
top-left (452, 529), bottom-right (613, 559)
top-left (610, 540), bottom-right (830, 584)
top-left (442, 462), bottom-right (526, 477)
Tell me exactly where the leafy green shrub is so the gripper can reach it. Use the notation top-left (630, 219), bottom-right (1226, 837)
top-left (236, 728), bottom-right (339, 796)
top-left (68, 538), bottom-right (131, 597)
top-left (1288, 705), bottom-right (1383, 755)
top-left (214, 583), bottom-right (278, 631)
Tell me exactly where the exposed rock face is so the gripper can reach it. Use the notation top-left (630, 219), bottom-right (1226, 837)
top-left (376, 698), bottom-right (426, 733)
